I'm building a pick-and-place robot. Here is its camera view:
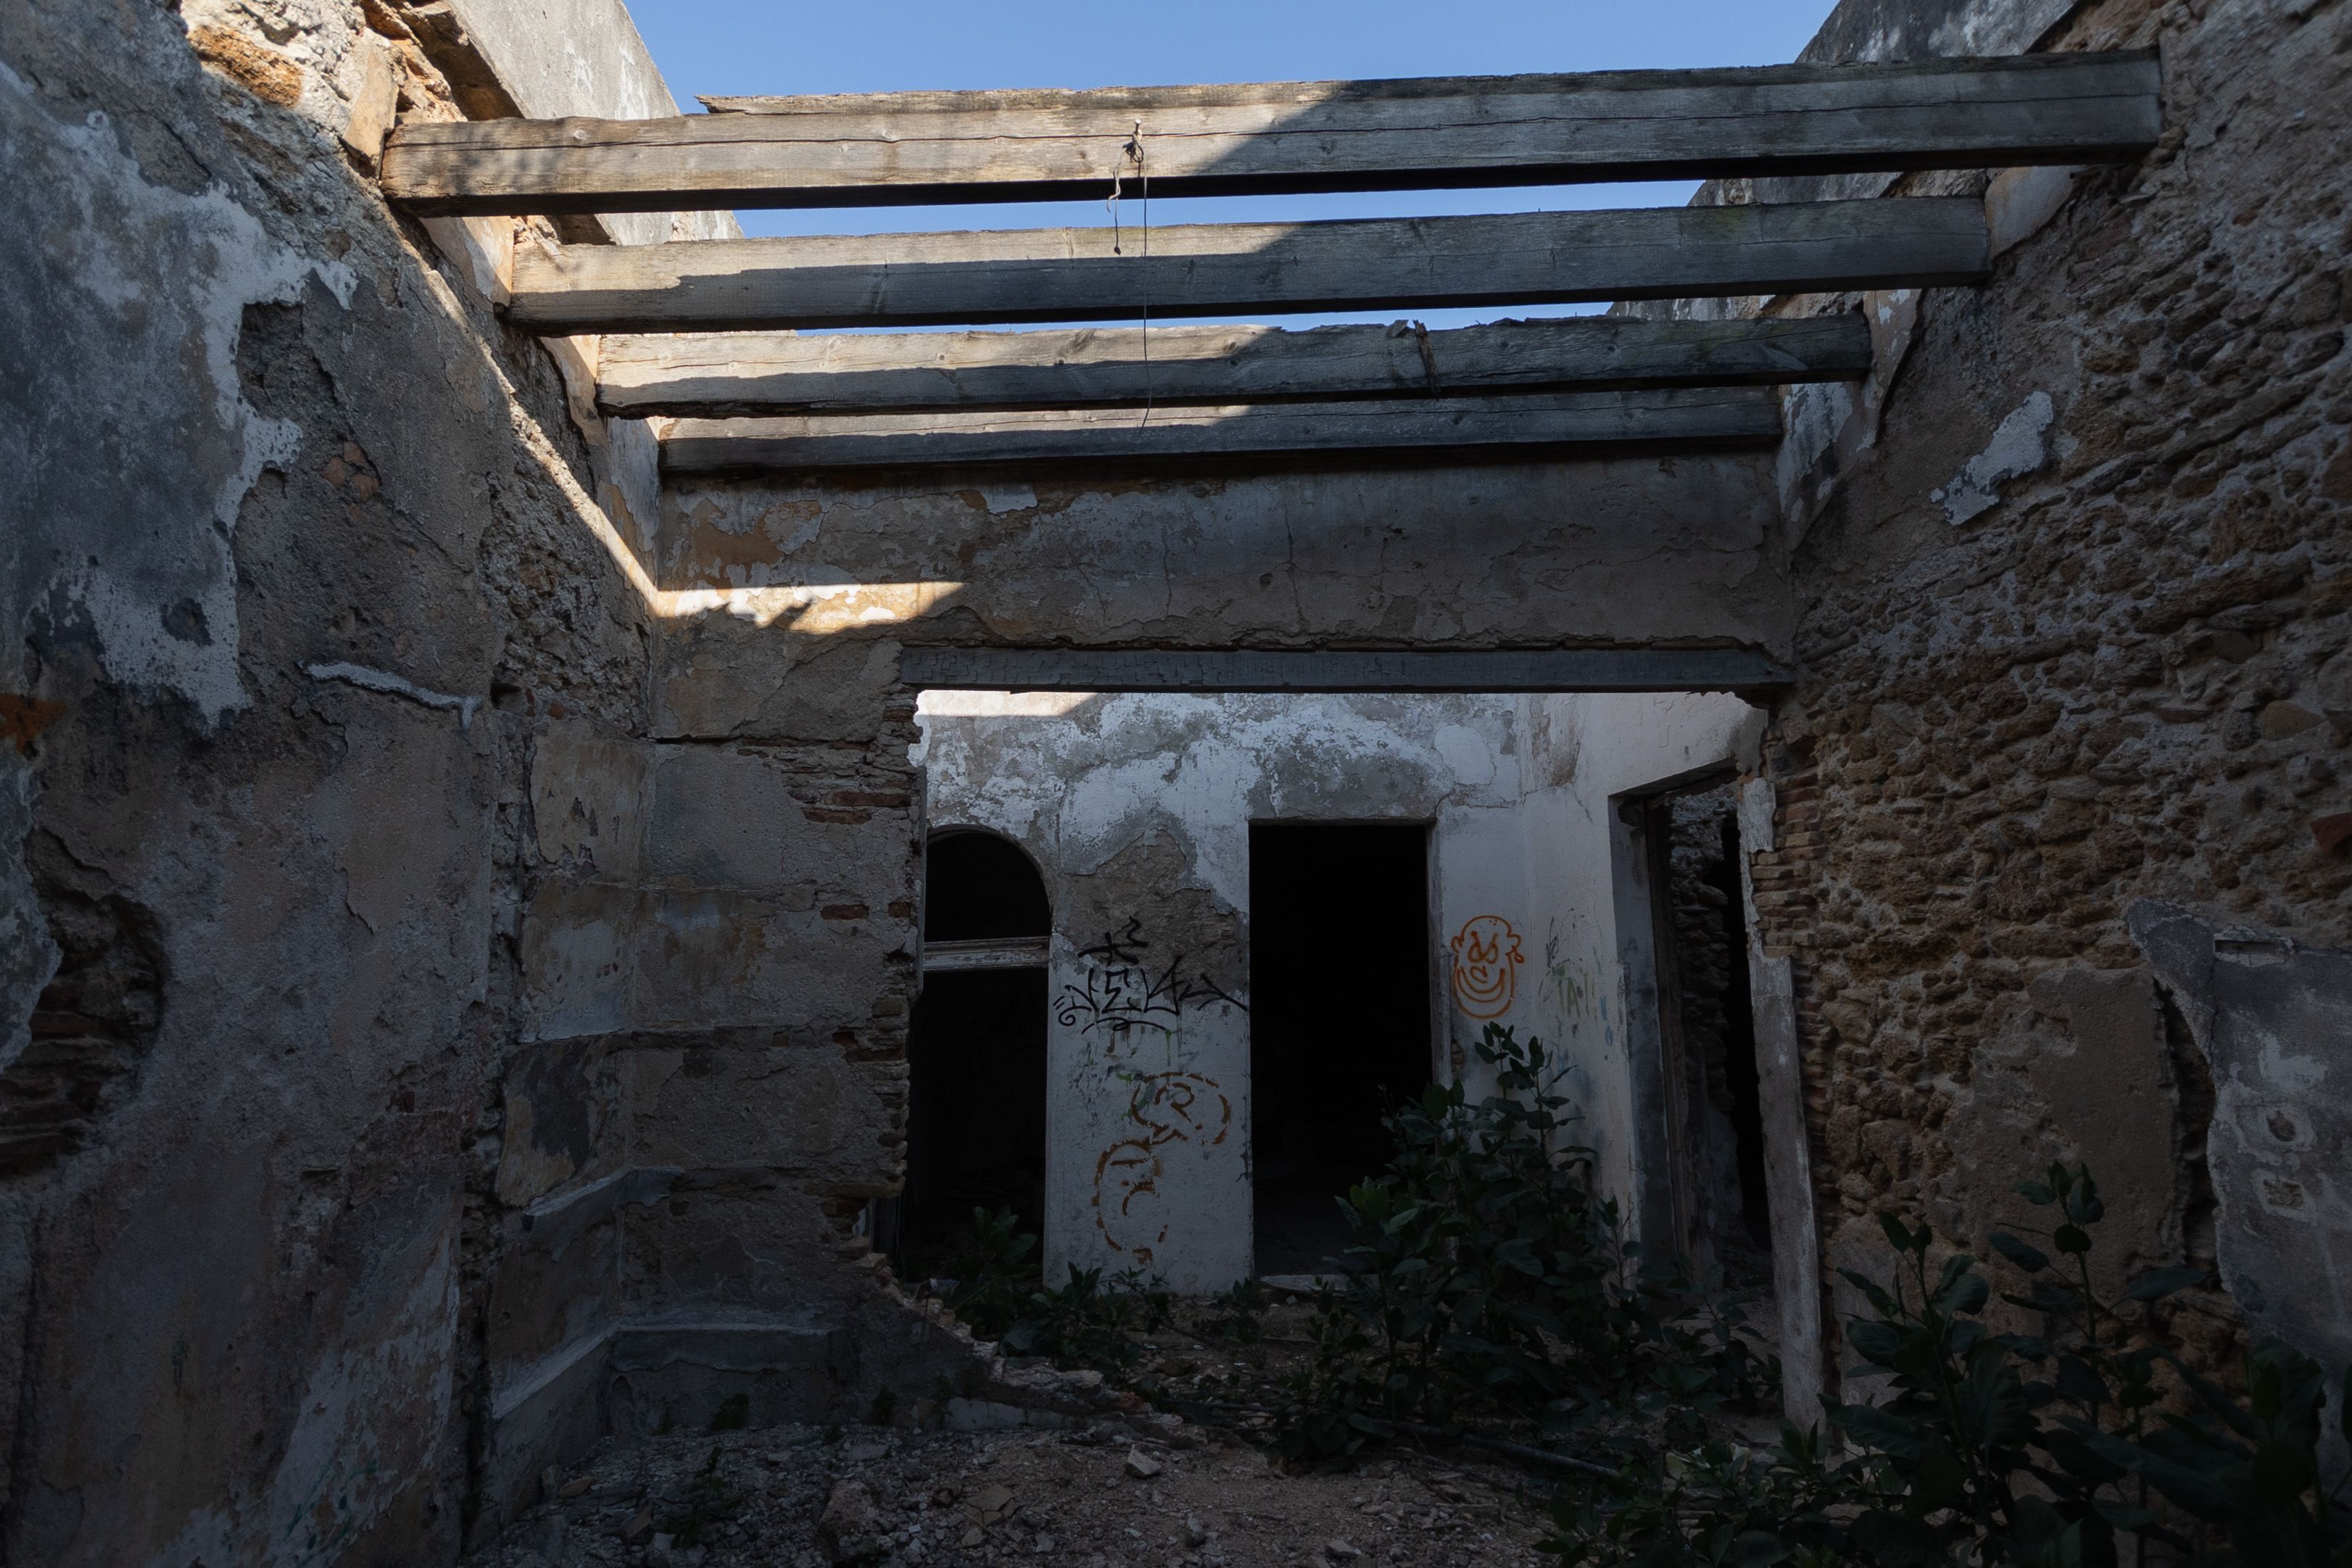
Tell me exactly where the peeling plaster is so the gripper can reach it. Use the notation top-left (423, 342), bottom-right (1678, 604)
top-left (1, 57), bottom-right (353, 726)
top-left (1933, 390), bottom-right (2055, 526)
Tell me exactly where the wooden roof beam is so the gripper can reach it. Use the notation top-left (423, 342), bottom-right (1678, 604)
top-left (898, 647), bottom-right (1795, 696)
top-left (598, 313), bottom-right (1872, 418)
top-left (510, 199), bottom-right (1989, 335)
top-left (655, 386), bottom-right (1781, 473)
top-left (383, 51), bottom-right (2159, 216)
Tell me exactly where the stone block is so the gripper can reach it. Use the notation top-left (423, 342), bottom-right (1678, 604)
top-left (338, 31), bottom-right (397, 168)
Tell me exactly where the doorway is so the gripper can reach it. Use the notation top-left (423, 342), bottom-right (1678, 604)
top-left (1248, 824), bottom-right (1434, 1278)
top-left (1644, 786), bottom-right (1773, 1292)
top-left (900, 829), bottom-right (1051, 1282)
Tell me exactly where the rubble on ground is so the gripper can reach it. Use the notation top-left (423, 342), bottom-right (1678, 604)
top-left (470, 1419), bottom-right (1554, 1568)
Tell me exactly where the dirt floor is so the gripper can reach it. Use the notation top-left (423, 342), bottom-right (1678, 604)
top-left (468, 1420), bottom-right (1561, 1568)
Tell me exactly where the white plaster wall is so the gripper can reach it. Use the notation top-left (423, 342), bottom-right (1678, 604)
top-left (1506, 694), bottom-right (1768, 1232)
top-left (916, 687), bottom-right (1763, 1290)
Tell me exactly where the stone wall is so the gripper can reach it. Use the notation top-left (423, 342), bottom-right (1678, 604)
top-left (0, 1), bottom-right (974, 1561)
top-left (1728, 0), bottom-right (2352, 1396)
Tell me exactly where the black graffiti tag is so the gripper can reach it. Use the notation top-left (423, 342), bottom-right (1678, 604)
top-left (1056, 918), bottom-right (1244, 1036)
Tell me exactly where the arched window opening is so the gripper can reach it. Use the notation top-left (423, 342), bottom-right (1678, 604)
top-left (924, 829), bottom-right (1051, 942)
top-left (899, 828), bottom-right (1052, 1285)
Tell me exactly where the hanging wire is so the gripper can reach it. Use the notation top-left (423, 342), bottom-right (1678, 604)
top-left (1108, 121), bottom-right (1154, 428)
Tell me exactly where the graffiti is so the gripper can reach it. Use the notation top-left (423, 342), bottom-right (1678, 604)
top-left (1093, 1139), bottom-right (1166, 1263)
top-left (1449, 914), bottom-right (1523, 1019)
top-left (1540, 917), bottom-right (1592, 1023)
top-left (1091, 1070), bottom-right (1232, 1266)
top-left (1127, 1071), bottom-right (1231, 1150)
top-left (1056, 916), bottom-right (1245, 1038)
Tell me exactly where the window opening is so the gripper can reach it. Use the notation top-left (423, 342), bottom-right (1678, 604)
top-left (900, 829), bottom-right (1051, 1284)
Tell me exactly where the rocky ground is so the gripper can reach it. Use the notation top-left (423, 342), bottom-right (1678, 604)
top-left (468, 1419), bottom-right (1560, 1568)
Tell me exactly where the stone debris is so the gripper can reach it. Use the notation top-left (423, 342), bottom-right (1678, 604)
top-left (465, 1420), bottom-right (1554, 1568)
top-left (819, 1479), bottom-right (884, 1563)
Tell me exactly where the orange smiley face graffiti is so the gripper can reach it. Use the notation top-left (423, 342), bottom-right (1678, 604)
top-left (1449, 915), bottom-right (1523, 1019)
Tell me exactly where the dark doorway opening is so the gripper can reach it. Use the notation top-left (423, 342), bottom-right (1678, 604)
top-left (1249, 824), bottom-right (1433, 1278)
top-left (1647, 787), bottom-right (1773, 1293)
top-left (900, 829), bottom-right (1051, 1284)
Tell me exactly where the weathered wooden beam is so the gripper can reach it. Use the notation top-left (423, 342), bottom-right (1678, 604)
top-left (898, 647), bottom-right (1794, 695)
top-left (511, 199), bottom-right (1988, 334)
top-left (599, 314), bottom-right (1871, 418)
top-left (383, 51), bottom-right (2158, 216)
top-left (657, 387), bottom-right (1779, 473)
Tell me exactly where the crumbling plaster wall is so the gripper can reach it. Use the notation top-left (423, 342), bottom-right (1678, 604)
top-left (0, 0), bottom-right (964, 1561)
top-left (1508, 694), bottom-right (1767, 1230)
top-left (1707, 0), bottom-right (2352, 1398)
top-left (916, 689), bottom-right (1765, 1292)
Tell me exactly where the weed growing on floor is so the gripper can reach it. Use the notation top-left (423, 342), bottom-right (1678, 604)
top-left (1193, 1278), bottom-right (1270, 1345)
top-left (1545, 1163), bottom-right (2352, 1567)
top-left (943, 1206), bottom-right (1172, 1374)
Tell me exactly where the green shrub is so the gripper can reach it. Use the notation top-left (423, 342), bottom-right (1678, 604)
top-left (1544, 1162), bottom-right (2352, 1568)
top-left (943, 1206), bottom-right (1162, 1374)
top-left (1279, 1024), bottom-right (1773, 1459)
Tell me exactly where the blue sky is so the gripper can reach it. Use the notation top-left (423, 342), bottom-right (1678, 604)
top-left (622, 1), bottom-right (1837, 328)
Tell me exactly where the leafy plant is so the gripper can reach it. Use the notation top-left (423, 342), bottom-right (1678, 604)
top-left (1001, 1264), bottom-right (1152, 1372)
top-left (1544, 1426), bottom-right (1850, 1568)
top-left (943, 1206), bottom-right (1162, 1374)
top-left (942, 1206), bottom-right (1041, 1341)
top-left (1544, 1161), bottom-right (2352, 1568)
top-left (1194, 1277), bottom-right (1270, 1345)
top-left (1280, 1024), bottom-right (1773, 1459)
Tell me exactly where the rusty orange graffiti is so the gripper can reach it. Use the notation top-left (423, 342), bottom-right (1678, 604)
top-left (1092, 1138), bottom-right (1166, 1264)
top-left (1449, 915), bottom-right (1523, 1019)
top-left (1091, 1071), bottom-right (1231, 1266)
